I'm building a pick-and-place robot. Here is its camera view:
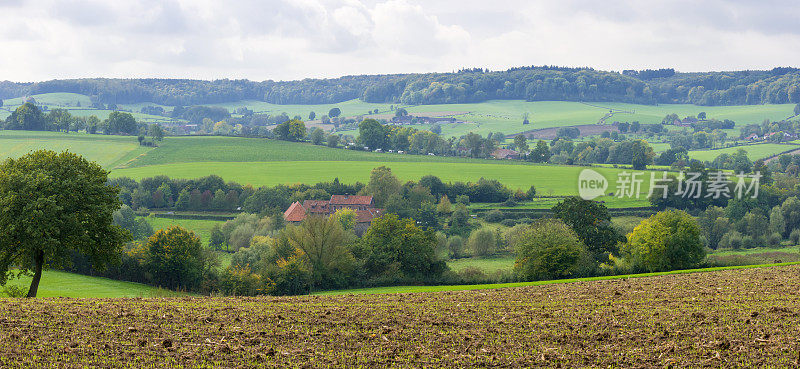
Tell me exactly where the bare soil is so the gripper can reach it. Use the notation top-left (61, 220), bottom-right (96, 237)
top-left (2, 265), bottom-right (799, 368)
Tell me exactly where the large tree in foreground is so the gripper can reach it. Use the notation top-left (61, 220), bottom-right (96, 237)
top-left (0, 150), bottom-right (130, 297)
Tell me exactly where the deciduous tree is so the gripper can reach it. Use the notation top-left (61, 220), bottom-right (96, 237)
top-left (0, 150), bottom-right (130, 297)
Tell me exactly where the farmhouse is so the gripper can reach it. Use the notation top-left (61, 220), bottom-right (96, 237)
top-left (283, 195), bottom-right (383, 233)
top-left (491, 148), bottom-right (520, 160)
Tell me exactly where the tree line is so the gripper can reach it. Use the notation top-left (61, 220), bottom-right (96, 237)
top-left (4, 67), bottom-right (800, 106)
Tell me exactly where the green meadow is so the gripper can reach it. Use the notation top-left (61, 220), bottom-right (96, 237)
top-left (144, 217), bottom-right (223, 245)
top-left (3, 270), bottom-right (183, 298)
top-left (688, 143), bottom-right (799, 161)
top-left (4, 93), bottom-right (794, 138)
top-left (0, 131), bottom-right (657, 200)
top-left (0, 130), bottom-right (151, 167)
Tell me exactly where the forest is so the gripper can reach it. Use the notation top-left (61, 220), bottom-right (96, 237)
top-left (2, 67), bottom-right (800, 107)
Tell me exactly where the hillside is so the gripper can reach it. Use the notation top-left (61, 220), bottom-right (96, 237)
top-left (4, 92), bottom-right (795, 138)
top-left (2, 264), bottom-right (798, 367)
top-left (0, 131), bottom-right (658, 202)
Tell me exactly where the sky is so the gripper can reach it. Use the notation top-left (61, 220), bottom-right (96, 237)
top-left (1, 0), bottom-right (799, 82)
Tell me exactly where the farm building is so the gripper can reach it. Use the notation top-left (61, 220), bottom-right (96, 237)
top-left (283, 195), bottom-right (383, 234)
top-left (491, 148), bottom-right (520, 160)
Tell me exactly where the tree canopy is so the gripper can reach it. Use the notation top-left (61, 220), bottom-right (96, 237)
top-left (0, 150), bottom-right (130, 297)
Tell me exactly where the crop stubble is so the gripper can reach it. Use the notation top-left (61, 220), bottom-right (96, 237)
top-left (1, 265), bottom-right (799, 368)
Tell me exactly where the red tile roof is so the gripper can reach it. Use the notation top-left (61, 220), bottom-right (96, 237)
top-left (283, 202), bottom-right (307, 222)
top-left (356, 209), bottom-right (383, 223)
top-left (302, 200), bottom-right (329, 213)
top-left (330, 195), bottom-right (373, 205)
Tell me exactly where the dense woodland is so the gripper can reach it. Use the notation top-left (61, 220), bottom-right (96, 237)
top-left (3, 67), bottom-right (800, 106)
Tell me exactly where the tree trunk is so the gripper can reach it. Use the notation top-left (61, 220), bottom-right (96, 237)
top-left (26, 250), bottom-right (44, 298)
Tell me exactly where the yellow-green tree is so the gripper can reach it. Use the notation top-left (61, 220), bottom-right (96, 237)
top-left (514, 219), bottom-right (590, 281)
top-left (621, 210), bottom-right (705, 272)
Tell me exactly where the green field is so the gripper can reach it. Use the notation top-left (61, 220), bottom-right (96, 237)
top-left (332, 99), bottom-right (795, 137)
top-left (0, 130), bottom-right (150, 167)
top-left (600, 102), bottom-right (796, 127)
top-left (688, 143), bottom-right (799, 161)
top-left (144, 217), bottom-right (224, 245)
top-left (3, 270), bottom-right (182, 298)
top-left (0, 131), bottom-right (660, 200)
top-left (113, 160), bottom-right (660, 197)
top-left (447, 256), bottom-right (516, 274)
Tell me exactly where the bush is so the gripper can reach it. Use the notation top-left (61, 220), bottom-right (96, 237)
top-left (514, 219), bottom-right (591, 281)
top-left (1, 285), bottom-right (27, 298)
top-left (220, 265), bottom-right (263, 296)
top-left (720, 230), bottom-right (743, 250)
top-left (447, 236), bottom-right (466, 259)
top-left (791, 229), bottom-right (800, 245)
top-left (741, 235), bottom-right (756, 249)
top-left (484, 210), bottom-right (504, 223)
top-left (467, 228), bottom-right (497, 257)
top-left (620, 210), bottom-right (705, 272)
top-left (767, 232), bottom-right (782, 247)
top-left (271, 253), bottom-right (312, 296)
top-left (501, 198), bottom-right (518, 207)
top-left (500, 219), bottom-right (517, 227)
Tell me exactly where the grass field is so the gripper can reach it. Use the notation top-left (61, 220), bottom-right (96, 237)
top-left (144, 217), bottom-right (224, 245)
top-left (330, 99), bottom-right (795, 137)
top-left (2, 270), bottom-right (182, 298)
top-left (600, 102), bottom-right (796, 127)
top-left (687, 143), bottom-right (799, 161)
top-left (3, 264), bottom-right (797, 367)
top-left (113, 160), bottom-right (659, 197)
top-left (0, 130), bottom-right (150, 167)
top-left (447, 256), bottom-right (516, 274)
top-left (0, 131), bottom-right (657, 203)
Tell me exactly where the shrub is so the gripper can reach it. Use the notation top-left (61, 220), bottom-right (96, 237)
top-left (791, 229), bottom-right (800, 245)
top-left (514, 219), bottom-right (591, 281)
top-left (500, 219), bottom-right (517, 227)
top-left (741, 235), bottom-right (756, 249)
top-left (484, 210), bottom-right (504, 223)
top-left (270, 251), bottom-right (312, 296)
top-left (447, 236), bottom-right (466, 259)
top-left (467, 228), bottom-right (497, 257)
top-left (620, 210), bottom-right (705, 272)
top-left (767, 232), bottom-right (783, 247)
top-left (220, 265), bottom-right (263, 296)
top-left (720, 230), bottom-right (743, 250)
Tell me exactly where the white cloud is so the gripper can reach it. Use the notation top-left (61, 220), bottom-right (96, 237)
top-left (0, 0), bottom-right (799, 82)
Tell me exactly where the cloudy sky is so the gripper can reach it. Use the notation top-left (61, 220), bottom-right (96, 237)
top-left (0, 0), bottom-right (798, 82)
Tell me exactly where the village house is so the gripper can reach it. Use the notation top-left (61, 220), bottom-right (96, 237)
top-left (491, 148), bottom-right (520, 160)
top-left (283, 195), bottom-right (383, 234)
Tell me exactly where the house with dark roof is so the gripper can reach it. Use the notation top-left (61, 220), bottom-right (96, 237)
top-left (283, 195), bottom-right (383, 234)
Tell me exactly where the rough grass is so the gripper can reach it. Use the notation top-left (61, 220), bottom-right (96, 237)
top-left (2, 264), bottom-right (799, 367)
